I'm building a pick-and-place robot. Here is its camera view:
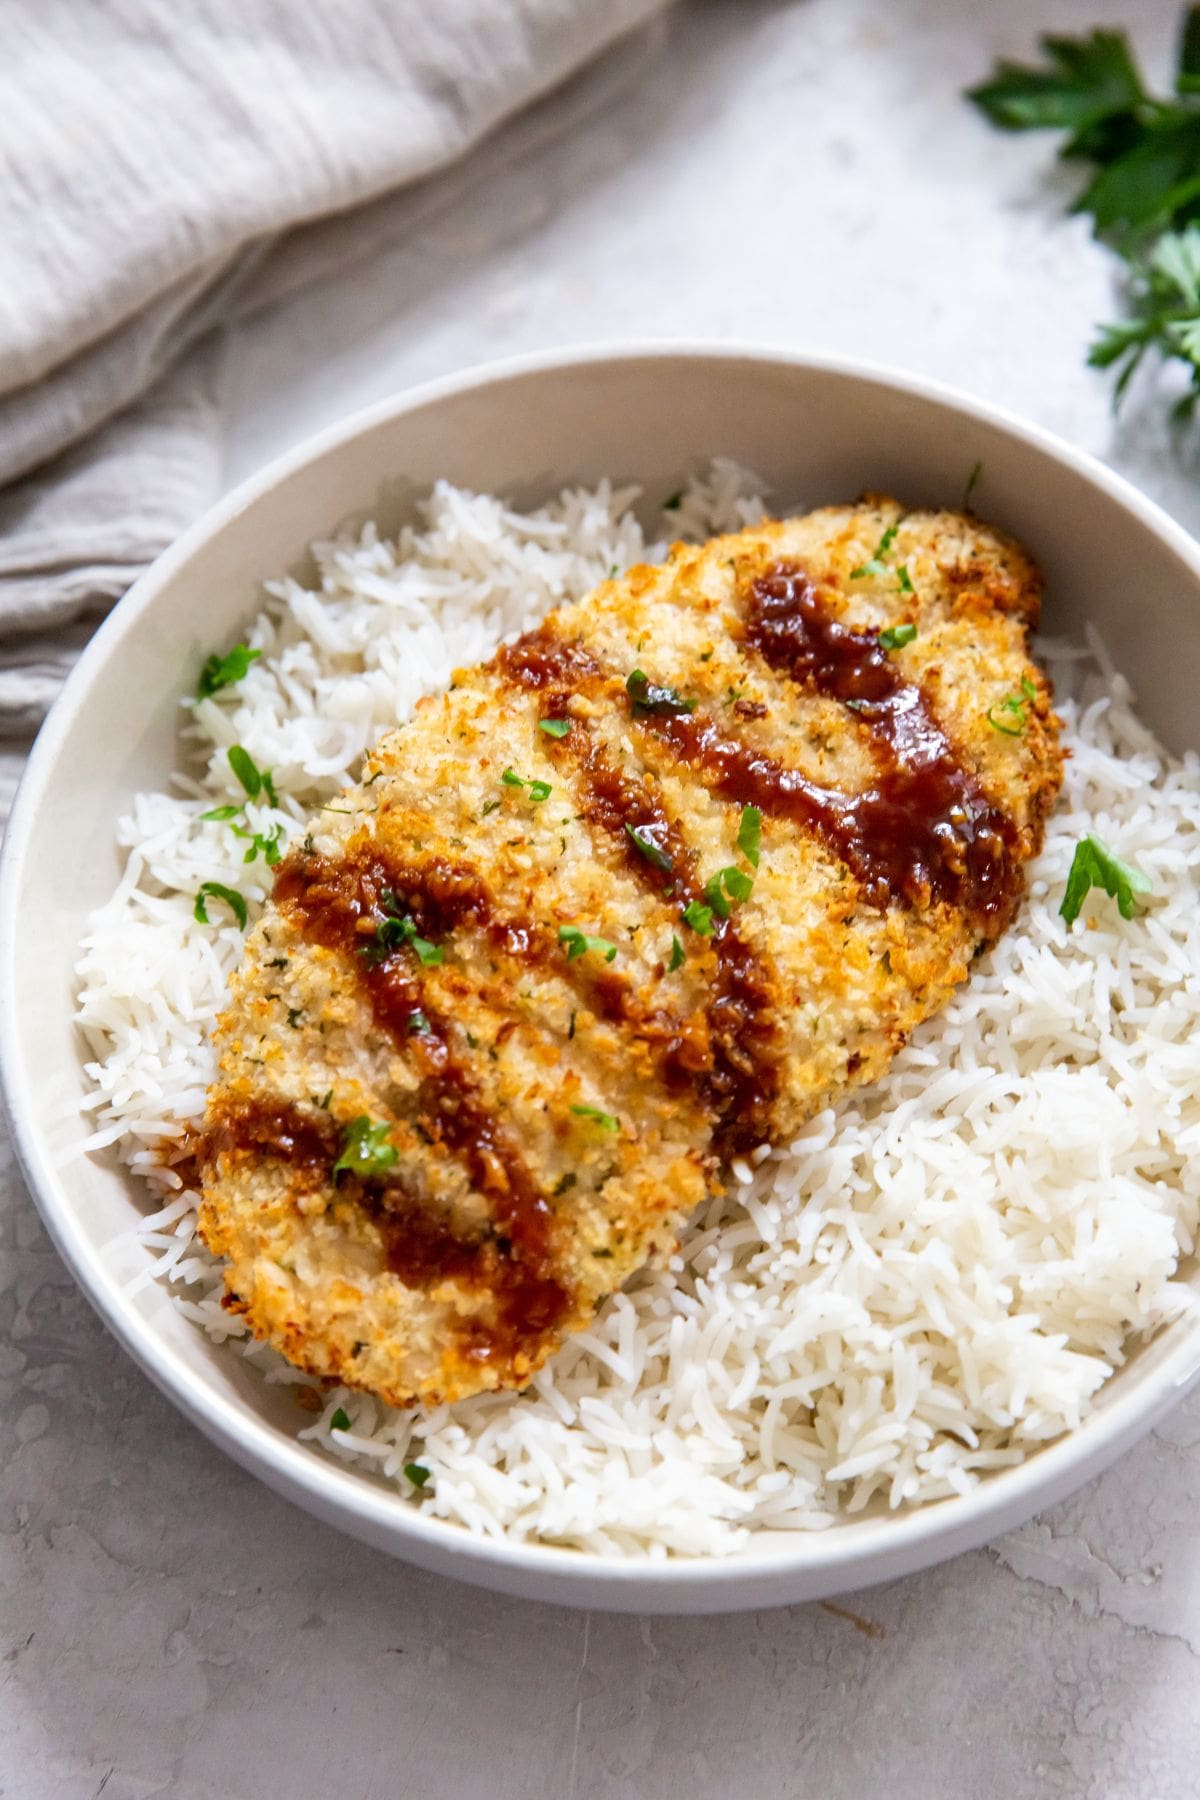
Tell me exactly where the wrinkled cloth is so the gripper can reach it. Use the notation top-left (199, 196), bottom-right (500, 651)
top-left (0, 0), bottom-right (669, 750)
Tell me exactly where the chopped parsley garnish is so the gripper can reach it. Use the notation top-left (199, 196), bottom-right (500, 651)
top-left (681, 899), bottom-right (714, 936)
top-left (404, 1462), bottom-right (432, 1488)
top-left (361, 893), bottom-right (443, 967)
top-left (407, 1010), bottom-right (430, 1034)
top-left (332, 1116), bottom-right (398, 1180)
top-left (538, 718), bottom-right (572, 738)
top-left (502, 768), bottom-right (551, 802)
top-left (570, 1104), bottom-right (620, 1132)
top-left (738, 805), bottom-right (762, 868)
top-left (558, 925), bottom-right (618, 963)
top-left (226, 744), bottom-right (279, 806)
top-left (330, 1408), bottom-right (351, 1432)
top-left (625, 823), bottom-right (673, 873)
top-left (1060, 835), bottom-right (1151, 926)
top-left (233, 821), bottom-right (285, 866)
top-left (194, 882), bottom-right (247, 929)
top-left (626, 669), bottom-right (697, 718)
top-left (196, 643), bottom-right (260, 699)
top-left (896, 566), bottom-right (914, 596)
top-left (481, 799), bottom-right (501, 817)
top-left (200, 803), bottom-right (240, 822)
top-left (668, 933), bottom-right (685, 971)
top-left (850, 519), bottom-right (902, 580)
top-left (879, 622), bottom-right (917, 652)
top-left (987, 678), bottom-right (1037, 737)
top-left (703, 865), bottom-right (754, 918)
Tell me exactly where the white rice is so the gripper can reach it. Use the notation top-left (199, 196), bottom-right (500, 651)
top-left (75, 464), bottom-right (1200, 1558)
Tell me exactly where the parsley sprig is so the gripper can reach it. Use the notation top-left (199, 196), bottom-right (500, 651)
top-left (969, 10), bottom-right (1200, 413)
top-left (196, 642), bottom-right (260, 699)
top-left (361, 891), bottom-right (443, 968)
top-left (1060, 834), bottom-right (1152, 925)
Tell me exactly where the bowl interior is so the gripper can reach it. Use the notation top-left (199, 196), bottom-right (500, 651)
top-left (6, 348), bottom-right (1200, 1611)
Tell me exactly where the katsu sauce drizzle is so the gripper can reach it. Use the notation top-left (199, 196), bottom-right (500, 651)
top-left (738, 562), bottom-right (1020, 925)
top-left (515, 668), bottom-right (779, 1153)
top-left (260, 852), bottom-right (568, 1358)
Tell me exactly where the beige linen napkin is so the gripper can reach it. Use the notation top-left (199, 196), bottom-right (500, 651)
top-left (0, 0), bottom-right (669, 755)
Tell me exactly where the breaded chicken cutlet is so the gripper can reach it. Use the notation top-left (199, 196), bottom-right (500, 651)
top-left (198, 496), bottom-right (1063, 1408)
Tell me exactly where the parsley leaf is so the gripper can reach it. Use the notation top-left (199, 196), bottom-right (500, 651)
top-left (332, 1116), bottom-right (398, 1180)
top-left (570, 1104), bottom-right (620, 1132)
top-left (194, 882), bottom-right (247, 929)
top-left (879, 622), bottom-right (917, 652)
top-left (626, 669), bottom-right (697, 718)
top-left (987, 691), bottom-right (1032, 736)
top-left (227, 745), bottom-right (277, 803)
top-left (668, 933), bottom-right (685, 971)
top-left (625, 823), bottom-right (673, 873)
top-left (703, 865), bottom-right (754, 919)
top-left (850, 519), bottom-right (903, 580)
top-left (404, 1461), bottom-right (432, 1488)
top-left (558, 925), bottom-right (618, 963)
top-left (502, 768), bottom-right (551, 802)
top-left (738, 805), bottom-right (762, 868)
top-left (538, 718), bottom-right (572, 738)
top-left (1060, 834), bottom-right (1152, 924)
top-left (197, 643), bottom-right (260, 699)
top-left (330, 1408), bottom-right (351, 1432)
top-left (681, 899), bottom-right (714, 936)
top-left (361, 895), bottom-right (443, 967)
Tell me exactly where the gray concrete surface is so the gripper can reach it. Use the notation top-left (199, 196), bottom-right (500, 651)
top-left (5, 3), bottom-right (1200, 1794)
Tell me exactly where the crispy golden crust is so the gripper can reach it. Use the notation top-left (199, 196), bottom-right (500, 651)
top-left (198, 496), bottom-right (1063, 1407)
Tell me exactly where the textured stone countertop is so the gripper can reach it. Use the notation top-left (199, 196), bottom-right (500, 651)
top-left (5, 3), bottom-right (1200, 1795)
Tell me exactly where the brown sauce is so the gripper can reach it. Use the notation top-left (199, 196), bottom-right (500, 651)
top-left (538, 697), bottom-right (779, 1148)
top-left (727, 562), bottom-right (1021, 925)
top-left (498, 624), bottom-right (603, 691)
top-left (269, 850), bottom-right (571, 1357)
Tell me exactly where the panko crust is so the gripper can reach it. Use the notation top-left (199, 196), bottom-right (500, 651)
top-left (199, 496), bottom-right (1063, 1407)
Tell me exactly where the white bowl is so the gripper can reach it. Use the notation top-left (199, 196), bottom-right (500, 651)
top-left (4, 344), bottom-right (1200, 1614)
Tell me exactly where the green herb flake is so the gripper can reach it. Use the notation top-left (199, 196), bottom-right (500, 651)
top-left (681, 899), bottom-right (715, 936)
top-left (528, 779), bottom-right (552, 804)
top-left (558, 925), bottom-right (618, 963)
top-left (538, 718), bottom-right (572, 738)
top-left (625, 823), bottom-right (673, 873)
top-left (879, 622), bottom-right (918, 652)
top-left (850, 519), bottom-right (903, 579)
top-left (481, 799), bottom-right (501, 817)
top-left (501, 768), bottom-right (526, 788)
top-left (570, 1104), bottom-right (620, 1133)
top-left (987, 693), bottom-right (1031, 736)
top-left (332, 1116), bottom-right (398, 1180)
top-left (1060, 834), bottom-right (1152, 926)
top-left (668, 933), bottom-right (685, 972)
top-left (330, 1408), bottom-right (351, 1433)
top-left (227, 744), bottom-right (265, 800)
top-left (895, 566), bottom-right (915, 596)
top-left (194, 882), bottom-right (248, 930)
top-left (197, 643), bottom-right (260, 699)
top-left (626, 669), bottom-right (697, 718)
top-left (407, 1010), bottom-right (431, 1034)
top-left (738, 805), bottom-right (762, 868)
top-left (404, 1461), bottom-right (432, 1488)
top-left (200, 803), bottom-right (240, 822)
top-left (703, 865), bottom-right (754, 918)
